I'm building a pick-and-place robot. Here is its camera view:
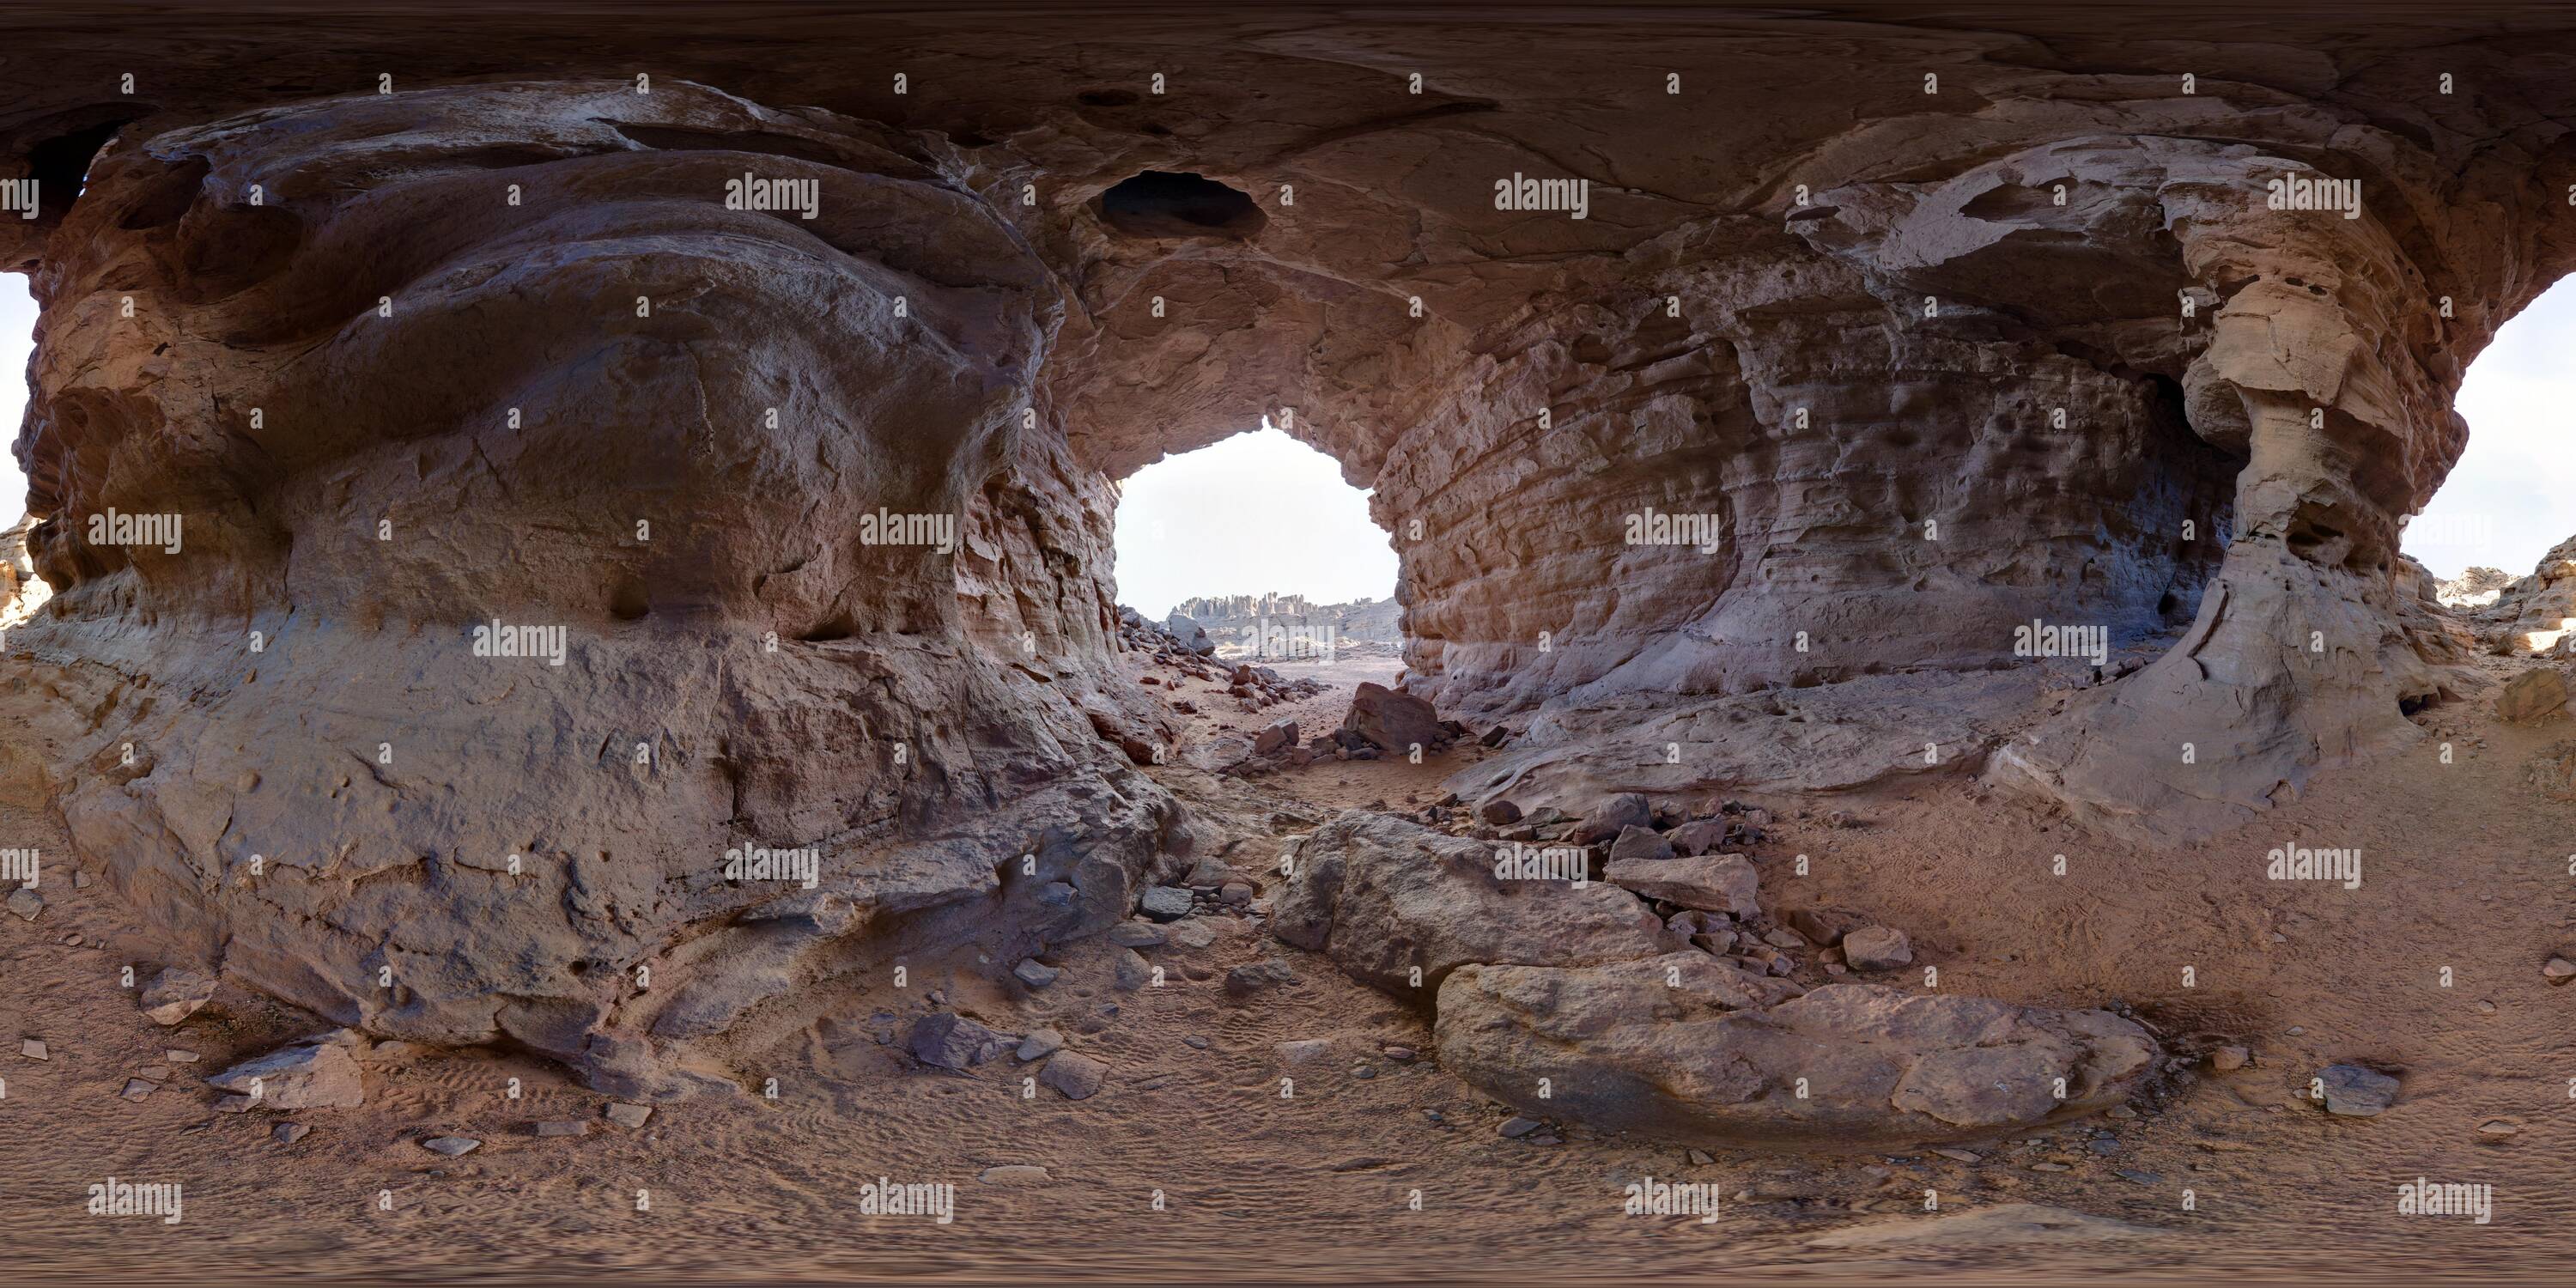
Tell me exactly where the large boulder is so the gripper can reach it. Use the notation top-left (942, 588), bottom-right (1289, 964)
top-left (1341, 683), bottom-right (1446, 755)
top-left (1435, 956), bottom-right (2157, 1148)
top-left (1270, 811), bottom-right (1673, 999)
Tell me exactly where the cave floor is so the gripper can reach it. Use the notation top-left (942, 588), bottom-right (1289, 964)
top-left (0, 655), bottom-right (2567, 1282)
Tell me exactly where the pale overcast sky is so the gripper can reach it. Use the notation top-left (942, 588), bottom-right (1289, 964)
top-left (2402, 275), bottom-right (2576, 580)
top-left (1111, 422), bottom-right (1398, 620)
top-left (0, 270), bottom-right (2562, 589)
top-left (0, 276), bottom-right (30, 524)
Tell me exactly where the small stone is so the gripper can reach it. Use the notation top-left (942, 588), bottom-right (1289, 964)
top-left (1171, 919), bottom-right (1218, 949)
top-left (1607, 825), bottom-right (1674, 864)
top-left (271, 1122), bottom-right (310, 1145)
top-left (2475, 999), bottom-right (2496, 1014)
top-left (2087, 1137), bottom-right (2122, 1155)
top-left (2106, 1104), bottom-right (2138, 1120)
top-left (2208, 1045), bottom-right (2250, 1072)
top-left (421, 1136), bottom-right (481, 1156)
top-left (906, 1012), bottom-right (1000, 1070)
top-left (979, 1164), bottom-right (1051, 1185)
top-left (1182, 1035), bottom-right (1210, 1050)
top-left (118, 1078), bottom-right (155, 1101)
top-left (1382, 1045), bottom-right (1416, 1061)
top-left (164, 1049), bottom-right (198, 1064)
top-left (1278, 1039), bottom-right (1331, 1065)
top-left (2312, 1063), bottom-right (2399, 1116)
top-left (1479, 799), bottom-right (1522, 825)
top-left (1218, 881), bottom-right (1254, 906)
top-left (137, 1065), bottom-right (173, 1084)
top-left (1038, 1050), bottom-right (1108, 1100)
top-left (1139, 886), bottom-right (1195, 920)
top-left (212, 1094), bottom-right (255, 1113)
top-left (1498, 1115), bottom-right (1543, 1139)
top-left (1016, 1029), bottom-right (1065, 1061)
top-left (1107, 922), bottom-right (1167, 949)
top-left (604, 1102), bottom-right (653, 1129)
top-left (2477, 1119), bottom-right (2519, 1138)
top-left (1930, 1147), bottom-right (1980, 1163)
top-left (5, 887), bottom-right (41, 921)
top-left (1012, 958), bottom-right (1061, 989)
top-left (2027, 1162), bottom-right (2069, 1173)
top-left (139, 967), bottom-right (218, 1026)
top-left (1352, 1065), bottom-right (1376, 1079)
top-left (2543, 957), bottom-right (2576, 985)
top-left (1224, 959), bottom-right (1297, 998)
top-left (74, 871), bottom-right (93, 890)
top-left (2113, 1169), bottom-right (2162, 1185)
top-left (1842, 926), bottom-right (1913, 971)
top-left (1571, 793), bottom-right (1655, 843)
top-left (1761, 927), bottom-right (1805, 951)
top-left (19, 1039), bottom-right (46, 1060)
top-left (1686, 1148), bottom-right (1715, 1166)
top-left (534, 1120), bottom-right (588, 1138)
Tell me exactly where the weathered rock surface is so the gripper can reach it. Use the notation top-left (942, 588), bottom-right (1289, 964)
top-left (1436, 957), bottom-right (2156, 1148)
top-left (2495, 669), bottom-right (2568, 724)
top-left (1270, 811), bottom-right (1674, 998)
top-left (1341, 683), bottom-right (1445, 755)
top-left (204, 1042), bottom-right (366, 1110)
top-left (2, 7), bottom-right (2565, 1100)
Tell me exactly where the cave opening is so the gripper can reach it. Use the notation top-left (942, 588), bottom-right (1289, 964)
top-left (1111, 421), bottom-right (1399, 680)
top-left (0, 271), bottom-right (46, 629)
top-left (2405, 274), bottom-right (2576, 606)
top-left (1097, 170), bottom-right (1266, 240)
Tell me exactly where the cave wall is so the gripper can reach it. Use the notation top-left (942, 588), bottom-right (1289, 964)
top-left (6, 9), bottom-right (2576, 1087)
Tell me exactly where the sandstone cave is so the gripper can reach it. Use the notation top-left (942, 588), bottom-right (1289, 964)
top-left (0, 3), bottom-right (2572, 1281)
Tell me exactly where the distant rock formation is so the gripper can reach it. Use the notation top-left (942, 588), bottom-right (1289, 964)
top-left (2457, 536), bottom-right (2576, 656)
top-left (2436, 566), bottom-right (2514, 608)
top-left (1168, 592), bottom-right (1400, 657)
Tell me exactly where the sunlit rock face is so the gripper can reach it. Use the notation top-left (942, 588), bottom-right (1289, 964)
top-left (6, 9), bottom-right (2576, 1091)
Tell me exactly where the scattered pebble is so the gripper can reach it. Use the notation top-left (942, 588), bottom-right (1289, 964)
top-left (2312, 1063), bottom-right (2399, 1116)
top-left (421, 1136), bottom-right (481, 1156)
top-left (535, 1120), bottom-right (588, 1138)
top-left (2544, 957), bottom-right (2576, 986)
top-left (1182, 1036), bottom-right (1210, 1050)
top-left (604, 1103), bottom-right (653, 1128)
top-left (1498, 1116), bottom-right (1542, 1139)
top-left (1012, 958), bottom-right (1061, 989)
top-left (2477, 1119), bottom-right (2520, 1139)
top-left (2208, 1046), bottom-right (2250, 1072)
top-left (118, 1078), bottom-right (155, 1101)
top-left (272, 1122), bottom-right (310, 1145)
top-left (1017, 1029), bottom-right (1065, 1062)
top-left (19, 1039), bottom-right (46, 1060)
top-left (1930, 1147), bottom-right (1980, 1163)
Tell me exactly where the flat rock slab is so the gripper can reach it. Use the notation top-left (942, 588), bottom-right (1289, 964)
top-left (421, 1136), bottom-right (480, 1156)
top-left (1435, 955), bottom-right (2155, 1148)
top-left (205, 1042), bottom-right (365, 1109)
top-left (604, 1103), bottom-right (653, 1128)
top-left (139, 967), bottom-right (217, 1026)
top-left (534, 1120), bottom-right (589, 1138)
top-left (2313, 1063), bottom-right (2399, 1116)
top-left (1272, 811), bottom-right (1674, 999)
